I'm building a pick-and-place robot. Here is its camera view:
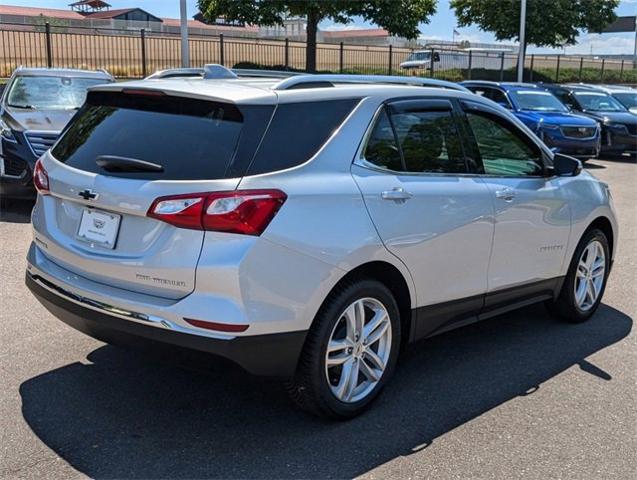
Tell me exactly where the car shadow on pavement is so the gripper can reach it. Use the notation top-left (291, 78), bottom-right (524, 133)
top-left (0, 199), bottom-right (33, 224)
top-left (19, 303), bottom-right (632, 479)
top-left (583, 161), bottom-right (607, 170)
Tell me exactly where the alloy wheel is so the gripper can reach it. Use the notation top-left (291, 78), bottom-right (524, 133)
top-left (574, 240), bottom-right (606, 311)
top-left (324, 297), bottom-right (392, 403)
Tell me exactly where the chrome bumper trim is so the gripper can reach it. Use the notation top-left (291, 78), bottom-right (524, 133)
top-left (26, 268), bottom-right (235, 341)
top-left (28, 270), bottom-right (170, 326)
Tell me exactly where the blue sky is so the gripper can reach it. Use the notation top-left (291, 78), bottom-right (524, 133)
top-left (8, 0), bottom-right (637, 54)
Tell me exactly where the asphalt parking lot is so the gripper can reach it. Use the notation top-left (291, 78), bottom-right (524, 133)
top-left (1, 158), bottom-right (635, 479)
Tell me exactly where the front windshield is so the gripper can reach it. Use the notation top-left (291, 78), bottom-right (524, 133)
top-left (6, 76), bottom-right (107, 110)
top-left (573, 92), bottom-right (626, 112)
top-left (612, 92), bottom-right (637, 109)
top-left (406, 52), bottom-right (429, 61)
top-left (510, 90), bottom-right (568, 112)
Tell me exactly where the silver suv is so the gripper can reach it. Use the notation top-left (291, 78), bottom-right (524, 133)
top-left (26, 68), bottom-right (618, 419)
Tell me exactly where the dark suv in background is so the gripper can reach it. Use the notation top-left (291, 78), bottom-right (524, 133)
top-left (0, 67), bottom-right (113, 200)
top-left (543, 84), bottom-right (637, 158)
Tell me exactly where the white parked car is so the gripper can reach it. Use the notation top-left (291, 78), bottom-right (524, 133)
top-left (26, 68), bottom-right (618, 419)
top-left (400, 49), bottom-right (516, 71)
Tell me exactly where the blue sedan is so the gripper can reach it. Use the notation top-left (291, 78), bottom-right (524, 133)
top-left (462, 81), bottom-right (601, 160)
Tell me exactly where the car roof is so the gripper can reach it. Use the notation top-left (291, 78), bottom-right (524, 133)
top-left (461, 80), bottom-right (542, 92)
top-left (92, 68), bottom-right (472, 105)
top-left (565, 83), bottom-right (636, 94)
top-left (547, 84), bottom-right (610, 94)
top-left (92, 77), bottom-right (477, 105)
top-left (12, 67), bottom-right (113, 80)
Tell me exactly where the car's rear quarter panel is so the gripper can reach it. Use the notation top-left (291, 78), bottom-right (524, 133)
top-left (235, 95), bottom-right (417, 332)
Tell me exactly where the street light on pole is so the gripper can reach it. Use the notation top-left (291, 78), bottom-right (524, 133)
top-left (180, 0), bottom-right (190, 68)
top-left (516, 0), bottom-right (527, 82)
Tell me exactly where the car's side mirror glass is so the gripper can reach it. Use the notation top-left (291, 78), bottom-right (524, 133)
top-left (552, 153), bottom-right (582, 177)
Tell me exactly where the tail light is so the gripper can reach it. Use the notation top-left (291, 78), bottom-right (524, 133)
top-left (33, 159), bottom-right (50, 195)
top-left (147, 189), bottom-right (286, 236)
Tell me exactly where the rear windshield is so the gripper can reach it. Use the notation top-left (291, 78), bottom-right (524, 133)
top-left (52, 90), bottom-right (271, 180)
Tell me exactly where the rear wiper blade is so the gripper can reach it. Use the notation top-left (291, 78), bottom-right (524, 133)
top-left (96, 155), bottom-right (164, 173)
top-left (8, 103), bottom-right (35, 109)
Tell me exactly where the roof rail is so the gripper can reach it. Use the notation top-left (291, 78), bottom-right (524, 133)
top-left (146, 67), bottom-right (204, 79)
top-left (146, 64), bottom-right (238, 80)
top-left (232, 69), bottom-right (302, 79)
top-left (145, 65), bottom-right (302, 81)
top-left (273, 75), bottom-right (471, 92)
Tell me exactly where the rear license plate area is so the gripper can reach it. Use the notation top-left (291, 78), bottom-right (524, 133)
top-left (76, 208), bottom-right (121, 249)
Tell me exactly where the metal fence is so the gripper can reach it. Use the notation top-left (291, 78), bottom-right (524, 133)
top-left (1, 22), bottom-right (635, 84)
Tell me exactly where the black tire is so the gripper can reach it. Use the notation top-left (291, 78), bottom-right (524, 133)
top-left (546, 228), bottom-right (610, 323)
top-left (287, 278), bottom-right (401, 419)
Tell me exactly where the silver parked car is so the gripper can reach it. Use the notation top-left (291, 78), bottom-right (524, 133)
top-left (26, 68), bottom-right (618, 419)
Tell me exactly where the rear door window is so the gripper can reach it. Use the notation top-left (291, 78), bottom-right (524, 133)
top-left (52, 91), bottom-right (272, 180)
top-left (363, 100), bottom-right (467, 174)
top-left (246, 99), bottom-right (360, 176)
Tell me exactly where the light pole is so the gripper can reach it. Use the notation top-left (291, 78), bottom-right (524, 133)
top-left (180, 0), bottom-right (190, 67)
top-left (516, 0), bottom-right (527, 82)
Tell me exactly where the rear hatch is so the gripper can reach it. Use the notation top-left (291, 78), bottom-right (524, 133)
top-left (33, 88), bottom-right (274, 299)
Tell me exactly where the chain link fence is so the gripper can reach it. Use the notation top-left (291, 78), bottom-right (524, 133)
top-left (1, 22), bottom-right (635, 84)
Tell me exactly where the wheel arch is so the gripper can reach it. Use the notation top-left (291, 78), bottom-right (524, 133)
top-left (586, 216), bottom-right (614, 260)
top-left (319, 260), bottom-right (415, 347)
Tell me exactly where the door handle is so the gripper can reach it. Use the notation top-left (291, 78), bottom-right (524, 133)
top-left (381, 187), bottom-right (413, 201)
top-left (495, 188), bottom-right (516, 201)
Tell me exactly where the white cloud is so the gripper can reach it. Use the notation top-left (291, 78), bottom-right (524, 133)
top-left (530, 32), bottom-right (635, 55)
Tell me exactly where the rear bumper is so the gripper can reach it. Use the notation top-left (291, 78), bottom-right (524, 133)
top-left (26, 271), bottom-right (307, 377)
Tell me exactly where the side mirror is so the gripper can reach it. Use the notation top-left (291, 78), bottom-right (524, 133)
top-left (497, 101), bottom-right (511, 110)
top-left (552, 153), bottom-right (582, 177)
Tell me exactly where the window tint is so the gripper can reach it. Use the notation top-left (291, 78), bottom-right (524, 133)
top-left (246, 99), bottom-right (359, 175)
top-left (363, 109), bottom-right (402, 171)
top-left (52, 91), bottom-right (269, 180)
top-left (466, 112), bottom-right (543, 176)
top-left (470, 88), bottom-right (488, 97)
top-left (553, 90), bottom-right (574, 108)
top-left (364, 105), bottom-right (466, 174)
top-left (488, 89), bottom-right (511, 108)
top-left (392, 109), bottom-right (465, 173)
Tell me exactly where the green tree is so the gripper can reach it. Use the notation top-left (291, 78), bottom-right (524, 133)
top-left (450, 0), bottom-right (618, 59)
top-left (197, 0), bottom-right (437, 72)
